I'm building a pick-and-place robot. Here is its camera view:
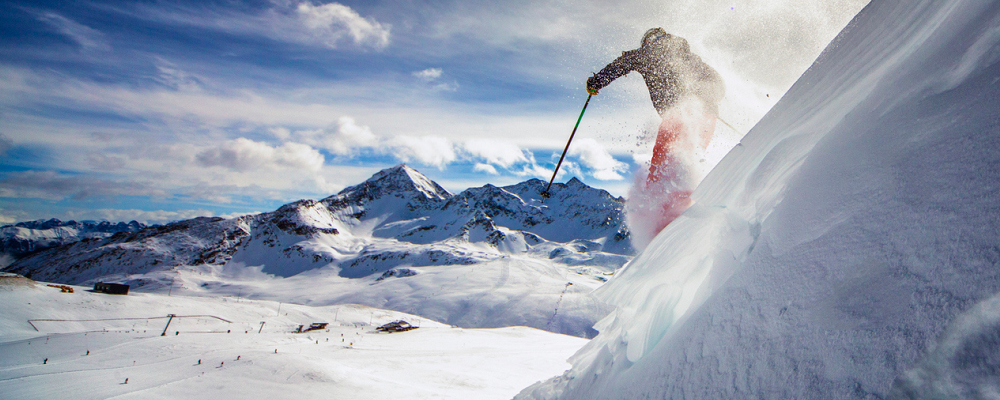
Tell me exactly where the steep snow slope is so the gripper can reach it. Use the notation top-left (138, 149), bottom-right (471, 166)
top-left (519, 0), bottom-right (1000, 398)
top-left (0, 281), bottom-right (587, 400)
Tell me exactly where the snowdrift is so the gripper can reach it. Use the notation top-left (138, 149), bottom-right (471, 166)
top-left (519, 0), bottom-right (1000, 398)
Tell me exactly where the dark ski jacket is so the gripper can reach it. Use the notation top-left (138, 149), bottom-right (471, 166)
top-left (588, 33), bottom-right (724, 115)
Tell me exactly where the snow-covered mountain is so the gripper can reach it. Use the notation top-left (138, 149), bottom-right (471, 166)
top-left (518, 0), bottom-right (1000, 398)
top-left (3, 165), bottom-right (631, 337)
top-left (0, 219), bottom-right (145, 265)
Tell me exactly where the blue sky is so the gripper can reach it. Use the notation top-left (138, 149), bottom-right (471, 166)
top-left (0, 0), bottom-right (866, 224)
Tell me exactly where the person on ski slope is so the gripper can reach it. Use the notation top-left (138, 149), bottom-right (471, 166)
top-left (586, 28), bottom-right (724, 238)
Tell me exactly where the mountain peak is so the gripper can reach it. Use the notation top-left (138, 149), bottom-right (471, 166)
top-left (325, 165), bottom-right (452, 209)
top-left (368, 164), bottom-right (451, 200)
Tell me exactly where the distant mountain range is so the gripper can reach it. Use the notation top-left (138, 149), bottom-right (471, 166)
top-left (3, 165), bottom-right (632, 285)
top-left (0, 219), bottom-right (146, 263)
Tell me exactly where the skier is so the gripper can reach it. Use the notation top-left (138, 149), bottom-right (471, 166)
top-left (586, 28), bottom-right (724, 239)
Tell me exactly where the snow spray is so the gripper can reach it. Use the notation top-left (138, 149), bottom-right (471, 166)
top-left (626, 96), bottom-right (717, 250)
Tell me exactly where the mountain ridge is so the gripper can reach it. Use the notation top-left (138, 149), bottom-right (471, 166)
top-left (4, 164), bottom-right (632, 283)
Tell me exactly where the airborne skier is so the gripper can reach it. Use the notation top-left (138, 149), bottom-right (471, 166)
top-left (586, 28), bottom-right (724, 244)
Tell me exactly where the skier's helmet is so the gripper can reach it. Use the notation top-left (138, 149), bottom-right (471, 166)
top-left (642, 28), bottom-right (668, 47)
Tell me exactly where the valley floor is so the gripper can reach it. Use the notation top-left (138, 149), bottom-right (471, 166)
top-left (0, 280), bottom-right (587, 399)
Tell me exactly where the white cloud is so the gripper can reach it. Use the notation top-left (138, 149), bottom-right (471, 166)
top-left (569, 138), bottom-right (628, 181)
top-left (269, 127), bottom-right (292, 140)
top-left (393, 136), bottom-right (456, 169)
top-left (196, 138), bottom-right (324, 172)
top-left (293, 2), bottom-right (390, 49)
top-left (513, 163), bottom-right (553, 180)
top-left (413, 68), bottom-right (457, 91)
top-left (124, 1), bottom-right (390, 51)
top-left (432, 81), bottom-right (460, 92)
top-left (36, 12), bottom-right (111, 53)
top-left (473, 163), bottom-right (498, 175)
top-left (0, 212), bottom-right (21, 225)
top-left (293, 116), bottom-right (378, 155)
top-left (154, 58), bottom-right (204, 91)
top-left (631, 152), bottom-right (652, 166)
top-left (413, 68), bottom-right (443, 81)
top-left (463, 139), bottom-right (528, 168)
top-left (65, 208), bottom-right (216, 225)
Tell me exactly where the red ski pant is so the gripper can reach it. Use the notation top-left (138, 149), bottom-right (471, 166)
top-left (644, 109), bottom-right (717, 233)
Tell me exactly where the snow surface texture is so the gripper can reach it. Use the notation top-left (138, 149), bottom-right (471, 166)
top-left (0, 281), bottom-right (586, 399)
top-left (518, 0), bottom-right (1000, 399)
top-left (4, 165), bottom-right (629, 337)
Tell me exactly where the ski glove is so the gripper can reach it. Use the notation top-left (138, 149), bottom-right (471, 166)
top-left (586, 76), bottom-right (599, 95)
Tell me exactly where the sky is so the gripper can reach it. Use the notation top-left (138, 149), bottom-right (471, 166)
top-left (0, 0), bottom-right (867, 224)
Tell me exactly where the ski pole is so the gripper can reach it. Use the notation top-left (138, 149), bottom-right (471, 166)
top-left (541, 93), bottom-right (593, 199)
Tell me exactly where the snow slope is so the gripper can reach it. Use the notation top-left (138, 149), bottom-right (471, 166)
top-left (519, 0), bottom-right (1000, 398)
top-left (0, 280), bottom-right (587, 400)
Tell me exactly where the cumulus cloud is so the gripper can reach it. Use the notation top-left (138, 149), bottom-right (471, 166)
top-left (513, 163), bottom-right (553, 180)
top-left (292, 2), bottom-right (390, 49)
top-left (413, 68), bottom-right (443, 81)
top-left (412, 67), bottom-right (458, 91)
top-left (36, 12), bottom-right (111, 53)
top-left (293, 117), bottom-right (378, 155)
top-left (273, 118), bottom-right (461, 170)
top-left (569, 138), bottom-right (628, 180)
top-left (393, 136), bottom-right (456, 169)
top-left (432, 81), bottom-right (460, 92)
top-left (463, 139), bottom-right (529, 168)
top-left (473, 163), bottom-right (499, 175)
top-left (0, 171), bottom-right (165, 201)
top-left (196, 138), bottom-right (324, 172)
